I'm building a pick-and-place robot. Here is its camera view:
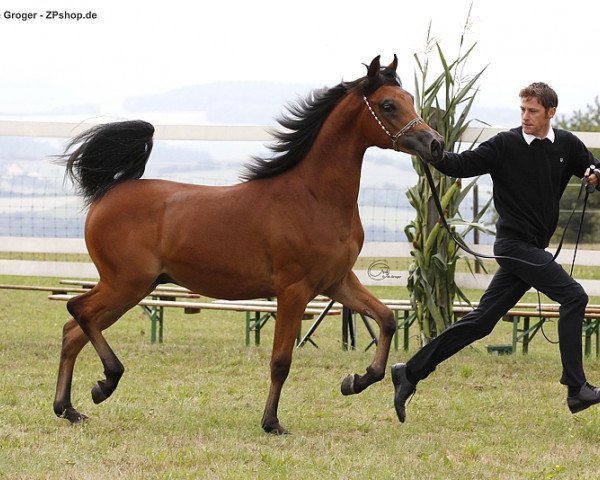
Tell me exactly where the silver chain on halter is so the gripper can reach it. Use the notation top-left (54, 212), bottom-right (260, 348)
top-left (363, 95), bottom-right (424, 151)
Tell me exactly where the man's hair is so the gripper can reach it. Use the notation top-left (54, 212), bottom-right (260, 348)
top-left (519, 82), bottom-right (558, 111)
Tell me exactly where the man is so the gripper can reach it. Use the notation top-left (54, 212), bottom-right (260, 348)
top-left (391, 82), bottom-right (600, 423)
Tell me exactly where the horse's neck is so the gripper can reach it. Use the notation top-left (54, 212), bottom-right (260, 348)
top-left (294, 105), bottom-right (368, 208)
top-left (303, 147), bottom-right (364, 203)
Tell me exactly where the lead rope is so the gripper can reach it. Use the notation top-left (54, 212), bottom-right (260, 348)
top-left (421, 156), bottom-right (593, 344)
top-left (362, 94), bottom-right (594, 316)
top-left (570, 185), bottom-right (591, 276)
top-left (418, 157), bottom-right (590, 267)
top-left (540, 176), bottom-right (592, 344)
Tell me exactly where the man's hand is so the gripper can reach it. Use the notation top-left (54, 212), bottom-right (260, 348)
top-left (585, 166), bottom-right (600, 191)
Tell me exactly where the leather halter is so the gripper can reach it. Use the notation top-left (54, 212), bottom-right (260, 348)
top-left (363, 95), bottom-right (424, 151)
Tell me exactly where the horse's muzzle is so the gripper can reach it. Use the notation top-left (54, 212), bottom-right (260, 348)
top-left (429, 137), bottom-right (444, 163)
top-left (402, 130), bottom-right (444, 164)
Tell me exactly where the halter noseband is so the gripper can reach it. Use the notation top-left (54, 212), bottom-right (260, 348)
top-left (363, 95), bottom-right (424, 151)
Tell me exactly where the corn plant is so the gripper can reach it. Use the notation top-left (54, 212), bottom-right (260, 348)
top-left (405, 14), bottom-right (493, 343)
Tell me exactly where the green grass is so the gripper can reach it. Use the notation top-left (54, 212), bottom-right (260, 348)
top-left (2, 276), bottom-right (600, 479)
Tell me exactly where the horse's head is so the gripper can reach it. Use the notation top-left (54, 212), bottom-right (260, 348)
top-left (360, 55), bottom-right (444, 163)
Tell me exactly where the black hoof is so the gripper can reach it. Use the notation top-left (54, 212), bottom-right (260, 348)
top-left (57, 406), bottom-right (89, 424)
top-left (262, 423), bottom-right (291, 435)
top-left (91, 383), bottom-right (109, 404)
top-left (341, 374), bottom-right (357, 395)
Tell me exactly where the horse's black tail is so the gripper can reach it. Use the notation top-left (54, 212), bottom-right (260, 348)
top-left (59, 120), bottom-right (155, 206)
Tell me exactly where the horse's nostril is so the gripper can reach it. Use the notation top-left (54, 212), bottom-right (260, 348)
top-left (431, 139), bottom-right (444, 160)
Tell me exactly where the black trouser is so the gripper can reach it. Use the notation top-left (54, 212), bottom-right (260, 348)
top-left (406, 238), bottom-right (588, 388)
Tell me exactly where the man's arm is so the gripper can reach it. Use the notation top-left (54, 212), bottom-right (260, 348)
top-left (428, 139), bottom-right (498, 178)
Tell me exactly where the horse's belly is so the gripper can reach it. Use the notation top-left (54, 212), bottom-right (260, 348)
top-left (166, 256), bottom-right (276, 300)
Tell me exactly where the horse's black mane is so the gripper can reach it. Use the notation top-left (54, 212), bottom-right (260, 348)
top-left (240, 66), bottom-right (401, 181)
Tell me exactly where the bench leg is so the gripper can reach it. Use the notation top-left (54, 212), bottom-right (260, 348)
top-left (342, 307), bottom-right (357, 351)
top-left (158, 306), bottom-right (164, 343)
top-left (342, 307), bottom-right (350, 350)
top-left (392, 310), bottom-right (411, 352)
top-left (297, 300), bottom-right (335, 348)
top-left (584, 319), bottom-right (592, 358)
top-left (511, 316), bottom-right (519, 354)
top-left (246, 311), bottom-right (263, 346)
top-left (255, 312), bottom-right (261, 346)
top-left (404, 312), bottom-right (413, 352)
top-left (596, 320), bottom-right (599, 358)
top-left (245, 311), bottom-right (274, 346)
top-left (140, 305), bottom-right (163, 344)
top-left (150, 307), bottom-right (158, 343)
top-left (522, 316), bottom-right (530, 354)
top-left (589, 318), bottom-right (600, 358)
top-left (393, 311), bottom-right (399, 351)
top-left (360, 313), bottom-right (378, 352)
top-left (245, 311), bottom-right (251, 346)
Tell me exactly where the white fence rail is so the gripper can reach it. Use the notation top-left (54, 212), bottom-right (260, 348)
top-left (2, 121), bottom-right (600, 292)
top-left (2, 120), bottom-right (600, 147)
top-left (4, 236), bottom-right (600, 293)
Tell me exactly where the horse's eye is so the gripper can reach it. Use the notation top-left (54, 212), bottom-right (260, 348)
top-left (381, 102), bottom-right (395, 113)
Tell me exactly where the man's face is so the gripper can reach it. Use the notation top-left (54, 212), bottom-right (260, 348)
top-left (521, 96), bottom-right (555, 138)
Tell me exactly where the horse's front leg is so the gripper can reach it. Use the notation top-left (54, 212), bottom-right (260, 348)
top-left (261, 293), bottom-right (308, 435)
top-left (325, 272), bottom-right (396, 395)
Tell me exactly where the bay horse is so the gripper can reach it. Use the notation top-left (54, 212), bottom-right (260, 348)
top-left (53, 55), bottom-right (444, 434)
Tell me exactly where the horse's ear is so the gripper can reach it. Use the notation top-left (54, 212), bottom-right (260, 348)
top-left (386, 54), bottom-right (398, 72)
top-left (367, 55), bottom-right (382, 78)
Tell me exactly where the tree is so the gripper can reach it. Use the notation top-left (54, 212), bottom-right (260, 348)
top-left (405, 12), bottom-right (492, 343)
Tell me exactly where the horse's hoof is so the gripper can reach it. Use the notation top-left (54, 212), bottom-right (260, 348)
top-left (91, 384), bottom-right (109, 404)
top-left (341, 374), bottom-right (357, 395)
top-left (71, 412), bottom-right (89, 424)
top-left (262, 421), bottom-right (291, 435)
top-left (58, 407), bottom-right (89, 424)
top-left (265, 425), bottom-right (291, 435)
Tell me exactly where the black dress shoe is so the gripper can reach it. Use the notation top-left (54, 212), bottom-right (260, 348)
top-left (567, 382), bottom-right (600, 414)
top-left (391, 363), bottom-right (416, 423)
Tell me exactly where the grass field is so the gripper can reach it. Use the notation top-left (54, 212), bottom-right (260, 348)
top-left (1, 276), bottom-right (600, 479)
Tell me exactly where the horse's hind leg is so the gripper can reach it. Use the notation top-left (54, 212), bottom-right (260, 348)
top-left (56, 283), bottom-right (145, 421)
top-left (53, 318), bottom-right (90, 422)
top-left (324, 272), bottom-right (396, 395)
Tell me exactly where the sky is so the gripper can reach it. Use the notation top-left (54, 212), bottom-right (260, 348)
top-left (1, 0), bottom-right (600, 119)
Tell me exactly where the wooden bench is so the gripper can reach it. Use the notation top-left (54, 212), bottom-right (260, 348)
top-left (11, 280), bottom-right (598, 355)
top-left (2, 281), bottom-right (341, 347)
top-left (0, 283), bottom-right (90, 295)
top-left (382, 300), bottom-right (600, 357)
top-left (48, 293), bottom-right (341, 345)
top-left (58, 279), bottom-right (196, 294)
top-left (0, 281), bottom-right (202, 344)
top-left (57, 280), bottom-right (202, 342)
top-left (297, 299), bottom-right (471, 352)
top-left (211, 298), bottom-right (358, 348)
top-left (0, 282), bottom-right (200, 299)
top-left (502, 307), bottom-right (600, 357)
top-left (379, 300), bottom-right (479, 352)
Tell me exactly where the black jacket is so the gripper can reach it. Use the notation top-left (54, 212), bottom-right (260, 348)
top-left (434, 127), bottom-right (598, 248)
